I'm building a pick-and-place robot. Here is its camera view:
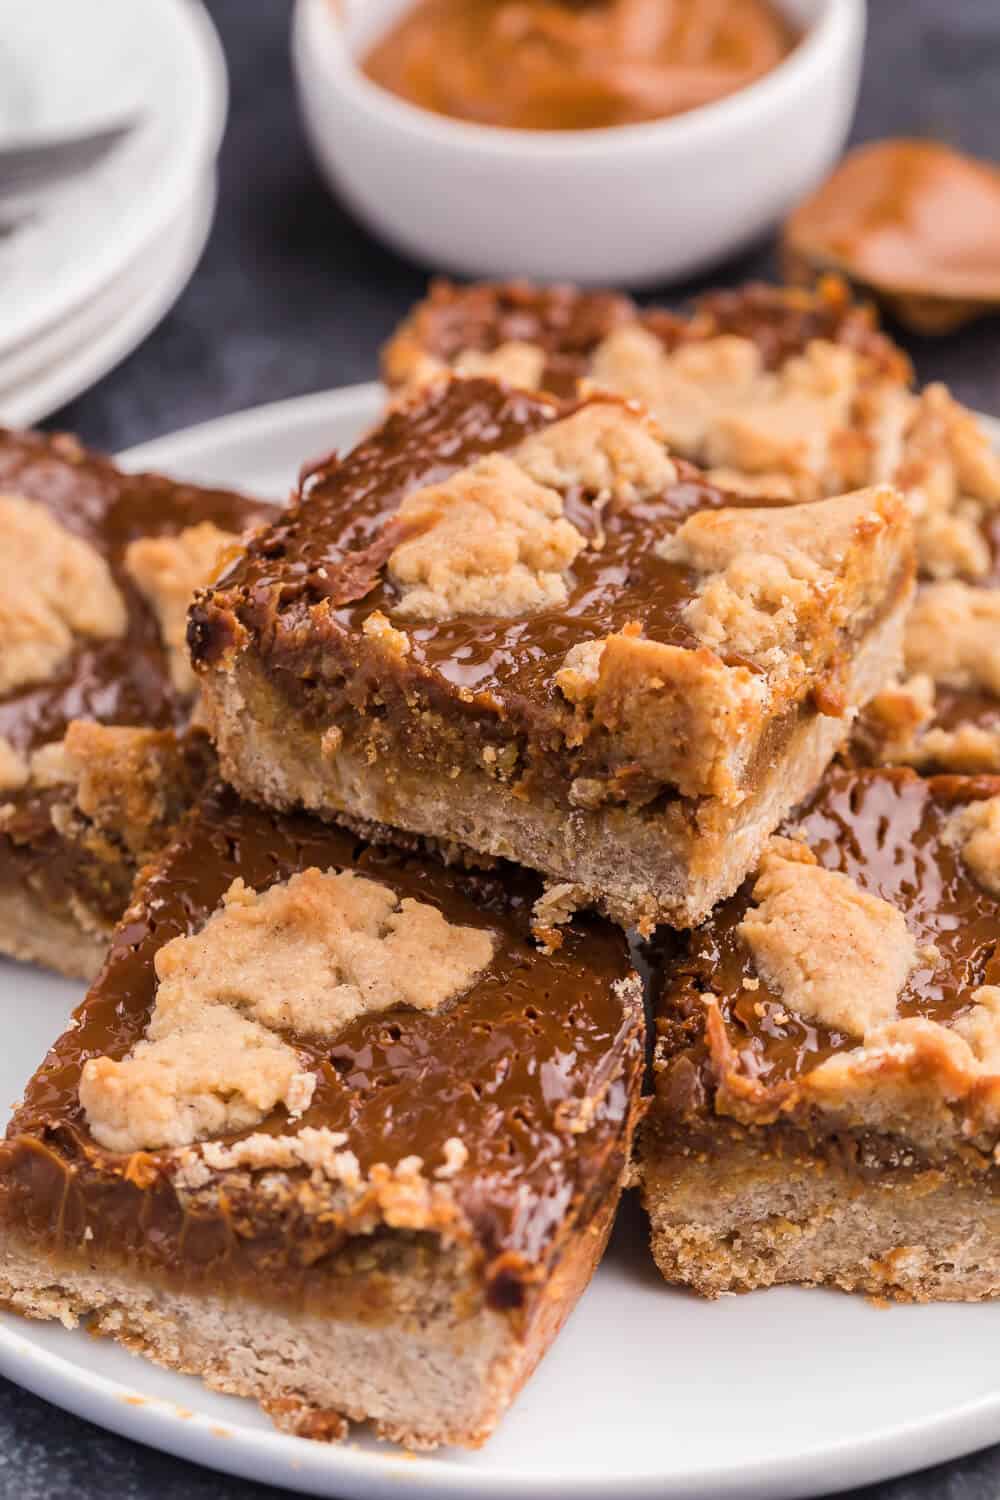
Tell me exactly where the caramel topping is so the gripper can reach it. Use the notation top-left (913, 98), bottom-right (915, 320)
top-left (666, 769), bottom-right (1000, 1088)
top-left (192, 380), bottom-right (755, 707)
top-left (0, 430), bottom-right (270, 761)
top-left (785, 141), bottom-right (1000, 331)
top-left (362, 0), bottom-right (798, 133)
top-left (4, 784), bottom-right (641, 1283)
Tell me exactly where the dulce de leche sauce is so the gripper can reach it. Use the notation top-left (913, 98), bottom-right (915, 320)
top-left (787, 140), bottom-right (1000, 300)
top-left (361, 0), bottom-right (799, 133)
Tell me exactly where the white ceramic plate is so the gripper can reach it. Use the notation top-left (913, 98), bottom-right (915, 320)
top-left (0, 174), bottom-right (217, 428)
top-left (1, 389), bottom-right (999, 1500)
top-left (0, 0), bottom-right (225, 358)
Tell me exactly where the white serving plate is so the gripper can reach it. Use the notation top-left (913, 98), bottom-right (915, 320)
top-left (0, 387), bottom-right (998, 1500)
top-left (0, 174), bottom-right (216, 428)
top-left (0, 0), bottom-right (225, 358)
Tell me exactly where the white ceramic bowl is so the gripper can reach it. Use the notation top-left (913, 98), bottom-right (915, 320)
top-left (292, 0), bottom-right (865, 288)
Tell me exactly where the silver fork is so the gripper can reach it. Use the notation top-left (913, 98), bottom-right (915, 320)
top-left (0, 117), bottom-right (138, 199)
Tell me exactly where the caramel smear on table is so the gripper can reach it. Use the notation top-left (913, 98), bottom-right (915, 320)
top-left (361, 0), bottom-right (798, 133)
top-left (784, 140), bottom-right (1000, 334)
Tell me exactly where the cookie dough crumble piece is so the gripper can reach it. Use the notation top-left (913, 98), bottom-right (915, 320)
top-left (658, 487), bottom-right (900, 667)
top-left (388, 455), bottom-right (586, 621)
top-left (125, 521), bottom-right (244, 694)
top-left (79, 1002), bottom-right (313, 1154)
top-left (943, 796), bottom-right (1000, 897)
top-left (362, 610), bottom-right (411, 657)
top-left (453, 340), bottom-right (546, 389)
top-left (0, 492), bottom-right (126, 694)
top-left (514, 402), bottom-right (677, 504)
top-left (905, 582), bottom-right (1000, 695)
top-left (738, 840), bottom-right (917, 1036)
top-left (706, 341), bottom-right (858, 493)
top-left (589, 326), bottom-right (764, 457)
top-left (151, 868), bottom-right (495, 1039)
top-left (555, 637), bottom-right (607, 704)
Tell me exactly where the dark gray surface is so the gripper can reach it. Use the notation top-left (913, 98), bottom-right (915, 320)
top-left (1, 0), bottom-right (996, 1494)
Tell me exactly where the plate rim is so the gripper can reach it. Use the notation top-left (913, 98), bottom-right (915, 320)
top-left (0, 387), bottom-right (997, 1500)
top-left (0, 0), bottom-right (226, 359)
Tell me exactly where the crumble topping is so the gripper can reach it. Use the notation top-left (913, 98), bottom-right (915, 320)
top-left (388, 454), bottom-right (586, 620)
top-left (453, 340), bottom-right (546, 389)
top-left (361, 609), bottom-right (411, 658)
top-left (0, 493), bottom-right (126, 695)
top-left (737, 841), bottom-right (917, 1036)
top-left (514, 402), bottom-right (676, 504)
top-left (152, 869), bottom-right (495, 1039)
top-left (589, 327), bottom-right (765, 459)
top-left (704, 467), bottom-right (798, 500)
top-left (802, 986), bottom-right (1000, 1132)
top-left (555, 637), bottom-right (607, 703)
top-left (942, 796), bottom-right (1000, 897)
top-left (706, 342), bottom-right (857, 493)
top-left (80, 868), bottom-right (494, 1153)
top-left (125, 521), bottom-right (243, 694)
top-left (657, 487), bottom-right (898, 664)
top-left (898, 384), bottom-right (1000, 580)
top-left (79, 1003), bottom-right (314, 1154)
top-left (904, 582), bottom-right (1000, 695)
top-left (862, 676), bottom-right (1000, 772)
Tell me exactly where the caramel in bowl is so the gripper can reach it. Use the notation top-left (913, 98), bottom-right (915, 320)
top-left (361, 0), bottom-right (799, 134)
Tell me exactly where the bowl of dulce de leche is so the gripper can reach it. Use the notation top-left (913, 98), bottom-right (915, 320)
top-left (292, 0), bottom-right (864, 286)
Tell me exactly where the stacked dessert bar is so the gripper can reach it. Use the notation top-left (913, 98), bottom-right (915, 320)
top-left (0, 429), bottom-right (274, 977)
top-left (2, 278), bottom-right (999, 1450)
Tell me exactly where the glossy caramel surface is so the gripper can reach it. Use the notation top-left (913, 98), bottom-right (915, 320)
top-left (0, 429), bottom-right (270, 759)
top-left (362, 0), bottom-right (798, 132)
top-left (386, 277), bottom-right (910, 400)
top-left (661, 769), bottom-right (1000, 1090)
top-left (191, 379), bottom-right (767, 724)
top-left (3, 786), bottom-right (642, 1286)
top-left (786, 140), bottom-right (1000, 301)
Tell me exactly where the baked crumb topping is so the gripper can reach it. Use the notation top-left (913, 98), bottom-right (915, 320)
top-left (904, 581), bottom-right (1000, 695)
top-left (738, 840), bottom-right (917, 1036)
top-left (80, 868), bottom-right (494, 1153)
top-left (389, 454), bottom-right (586, 620)
top-left (657, 486), bottom-right (900, 666)
top-left (589, 327), bottom-right (766, 461)
top-left (80, 1003), bottom-right (313, 1154)
top-left (943, 796), bottom-right (1000, 897)
top-left (125, 521), bottom-right (243, 694)
top-left (515, 401), bottom-right (677, 504)
top-left (153, 868), bottom-right (495, 1039)
top-left (454, 339), bottom-right (546, 388)
top-left (0, 492), bottom-right (126, 695)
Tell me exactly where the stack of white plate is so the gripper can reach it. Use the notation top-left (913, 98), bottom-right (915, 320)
top-left (0, 0), bottom-right (227, 427)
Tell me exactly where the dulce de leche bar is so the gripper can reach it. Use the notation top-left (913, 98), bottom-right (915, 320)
top-left (190, 377), bottom-right (914, 931)
top-left (0, 428), bottom-right (273, 979)
top-left (385, 276), bottom-right (1000, 586)
top-left (0, 784), bottom-right (643, 1448)
top-left (640, 766), bottom-right (1000, 1302)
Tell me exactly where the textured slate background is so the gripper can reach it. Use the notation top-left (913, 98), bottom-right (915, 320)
top-left (3, 0), bottom-right (997, 1494)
